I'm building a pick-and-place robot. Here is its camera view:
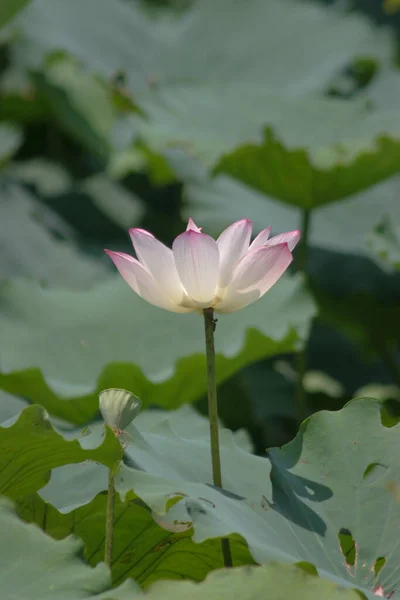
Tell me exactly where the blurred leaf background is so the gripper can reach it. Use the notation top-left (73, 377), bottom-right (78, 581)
top-left (1, 0), bottom-right (400, 453)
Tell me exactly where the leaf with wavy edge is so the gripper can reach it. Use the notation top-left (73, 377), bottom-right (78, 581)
top-left (115, 398), bottom-right (400, 600)
top-left (0, 404), bottom-right (122, 500)
top-left (18, 491), bottom-right (254, 589)
top-left (0, 274), bottom-right (314, 424)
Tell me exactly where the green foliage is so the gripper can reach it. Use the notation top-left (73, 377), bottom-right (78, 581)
top-left (0, 490), bottom-right (361, 599)
top-left (168, 150), bottom-right (400, 260)
top-left (0, 405), bottom-right (122, 500)
top-left (1, 0), bottom-right (400, 597)
top-left (19, 492), bottom-right (254, 588)
top-left (213, 126), bottom-right (400, 210)
top-left (144, 563), bottom-right (363, 599)
top-left (0, 497), bottom-right (141, 599)
top-left (0, 275), bottom-right (314, 423)
top-left (116, 398), bottom-right (400, 599)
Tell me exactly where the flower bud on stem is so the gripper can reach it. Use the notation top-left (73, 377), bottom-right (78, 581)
top-left (99, 388), bottom-right (142, 569)
top-left (203, 308), bottom-right (232, 568)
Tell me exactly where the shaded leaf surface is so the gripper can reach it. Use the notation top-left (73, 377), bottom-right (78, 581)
top-left (0, 498), bottom-right (141, 599)
top-left (116, 399), bottom-right (400, 599)
top-left (18, 492), bottom-right (253, 589)
top-left (0, 405), bottom-right (122, 500)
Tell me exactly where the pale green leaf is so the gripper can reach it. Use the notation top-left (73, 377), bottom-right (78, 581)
top-left (115, 398), bottom-right (400, 599)
top-left (213, 125), bottom-right (400, 209)
top-left (15, 0), bottom-right (392, 96)
top-left (0, 404), bottom-right (122, 500)
top-left (18, 492), bottom-right (254, 589)
top-left (36, 405), bottom-right (252, 514)
top-left (10, 0), bottom-right (395, 163)
top-left (145, 563), bottom-right (363, 600)
top-left (0, 498), bottom-right (141, 599)
top-left (0, 273), bottom-right (314, 423)
top-left (170, 150), bottom-right (400, 259)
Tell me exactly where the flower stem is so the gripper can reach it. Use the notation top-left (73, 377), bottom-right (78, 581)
top-left (297, 208), bottom-right (311, 275)
top-left (203, 308), bottom-right (233, 568)
top-left (105, 468), bottom-right (116, 568)
top-left (296, 208), bottom-right (311, 424)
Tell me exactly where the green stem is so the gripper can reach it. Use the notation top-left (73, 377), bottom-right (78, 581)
top-left (296, 346), bottom-right (307, 425)
top-left (296, 209), bottom-right (311, 424)
top-left (105, 468), bottom-right (116, 568)
top-left (297, 208), bottom-right (311, 275)
top-left (203, 308), bottom-right (233, 568)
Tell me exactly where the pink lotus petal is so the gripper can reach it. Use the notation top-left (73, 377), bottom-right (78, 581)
top-left (172, 230), bottom-right (219, 307)
top-left (105, 250), bottom-right (191, 313)
top-left (266, 230), bottom-right (301, 252)
top-left (186, 217), bottom-right (202, 233)
top-left (249, 226), bottom-right (271, 251)
top-left (216, 243), bottom-right (292, 313)
top-left (217, 219), bottom-right (252, 287)
top-left (129, 228), bottom-right (189, 306)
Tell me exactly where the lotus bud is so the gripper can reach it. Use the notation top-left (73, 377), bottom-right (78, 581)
top-left (99, 388), bottom-right (141, 436)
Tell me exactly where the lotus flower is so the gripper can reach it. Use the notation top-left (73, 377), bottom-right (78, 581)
top-left (105, 218), bottom-right (300, 313)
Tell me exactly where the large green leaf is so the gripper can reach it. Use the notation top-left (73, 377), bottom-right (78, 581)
top-left (0, 273), bottom-right (314, 423)
top-left (12, 405), bottom-right (254, 588)
top-left (144, 563), bottom-right (362, 600)
top-left (169, 150), bottom-right (400, 259)
top-left (135, 403), bottom-right (253, 453)
top-left (106, 83), bottom-right (400, 215)
top-left (0, 493), bottom-right (362, 599)
top-left (15, 0), bottom-right (392, 96)
top-left (0, 404), bottom-right (122, 500)
top-left (213, 125), bottom-right (400, 209)
top-left (0, 498), bottom-right (140, 599)
top-left (34, 405), bottom-right (253, 513)
top-left (10, 0), bottom-right (395, 161)
top-left (115, 398), bottom-right (400, 599)
top-left (19, 492), bottom-right (254, 589)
